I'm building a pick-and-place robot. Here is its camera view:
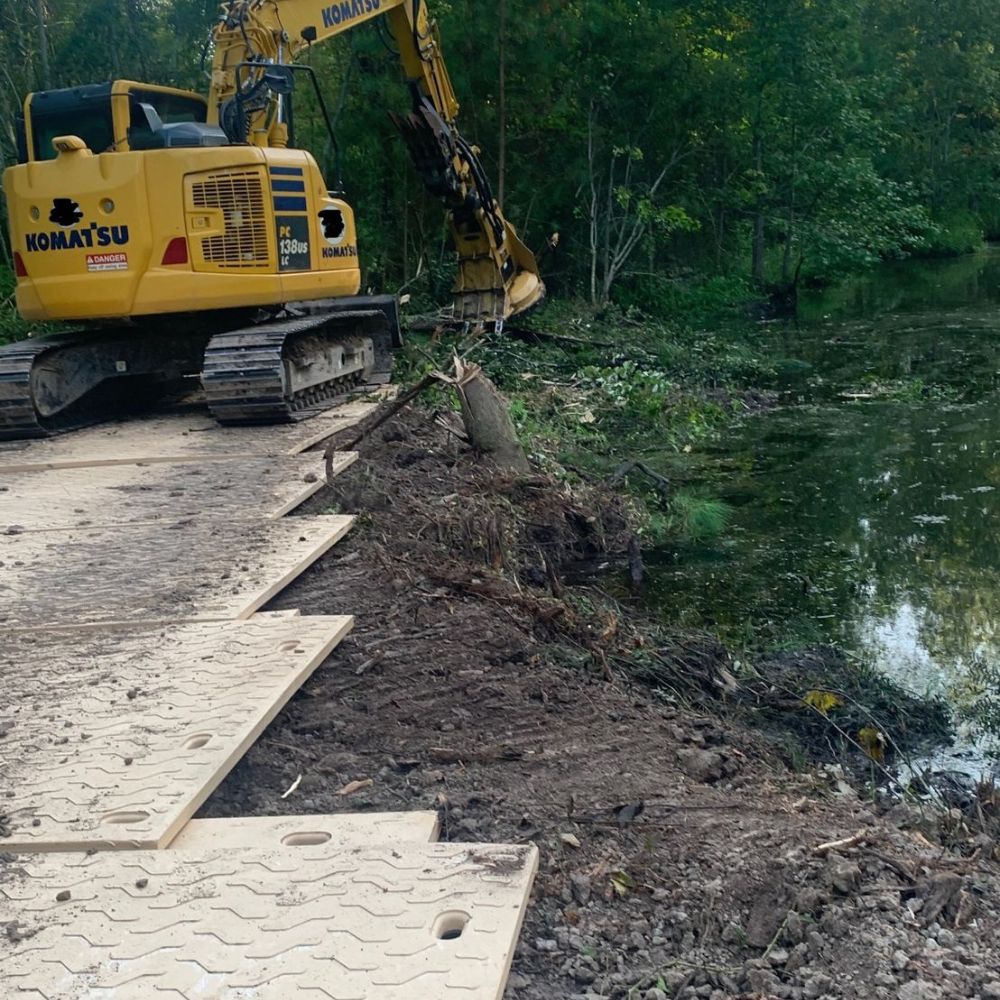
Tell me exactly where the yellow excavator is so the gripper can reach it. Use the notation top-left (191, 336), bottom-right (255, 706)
top-left (0, 0), bottom-right (543, 439)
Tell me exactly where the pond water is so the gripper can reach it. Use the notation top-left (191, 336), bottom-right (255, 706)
top-left (650, 250), bottom-right (1000, 773)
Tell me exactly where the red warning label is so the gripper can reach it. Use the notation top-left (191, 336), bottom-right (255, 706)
top-left (86, 253), bottom-right (128, 272)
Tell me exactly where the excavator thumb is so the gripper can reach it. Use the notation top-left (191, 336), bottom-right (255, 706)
top-left (390, 100), bottom-right (544, 326)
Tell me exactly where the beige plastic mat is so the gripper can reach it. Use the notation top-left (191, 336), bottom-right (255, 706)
top-left (172, 811), bottom-right (440, 850)
top-left (0, 452), bottom-right (355, 532)
top-left (0, 514), bottom-right (353, 630)
top-left (1, 841), bottom-right (537, 999)
top-left (0, 617), bottom-right (352, 851)
top-left (0, 396), bottom-right (382, 473)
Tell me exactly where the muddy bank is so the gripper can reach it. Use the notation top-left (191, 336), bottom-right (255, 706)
top-left (202, 404), bottom-right (1000, 1000)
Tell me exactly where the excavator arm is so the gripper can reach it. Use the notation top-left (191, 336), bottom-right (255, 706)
top-left (208, 0), bottom-right (544, 323)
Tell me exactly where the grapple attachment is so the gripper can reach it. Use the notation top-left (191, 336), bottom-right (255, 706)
top-left (390, 98), bottom-right (544, 326)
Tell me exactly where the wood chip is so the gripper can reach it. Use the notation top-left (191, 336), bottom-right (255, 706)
top-left (280, 774), bottom-right (303, 799)
top-left (337, 778), bottom-right (374, 796)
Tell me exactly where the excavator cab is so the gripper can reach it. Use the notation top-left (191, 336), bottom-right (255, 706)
top-left (17, 82), bottom-right (212, 163)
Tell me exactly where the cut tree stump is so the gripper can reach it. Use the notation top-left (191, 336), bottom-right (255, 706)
top-left (453, 357), bottom-right (530, 473)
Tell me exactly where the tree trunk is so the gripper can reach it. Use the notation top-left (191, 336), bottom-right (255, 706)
top-left (781, 125), bottom-right (798, 285)
top-left (587, 109), bottom-right (599, 306)
top-left (32, 0), bottom-right (51, 91)
top-left (454, 359), bottom-right (530, 473)
top-left (751, 133), bottom-right (765, 286)
top-left (497, 0), bottom-right (507, 204)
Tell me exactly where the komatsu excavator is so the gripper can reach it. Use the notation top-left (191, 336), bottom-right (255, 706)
top-left (0, 0), bottom-right (543, 439)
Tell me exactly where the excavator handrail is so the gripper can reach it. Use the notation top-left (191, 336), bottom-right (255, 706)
top-left (231, 61), bottom-right (344, 188)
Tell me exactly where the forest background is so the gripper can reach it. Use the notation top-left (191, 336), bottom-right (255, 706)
top-left (1, 0), bottom-right (999, 318)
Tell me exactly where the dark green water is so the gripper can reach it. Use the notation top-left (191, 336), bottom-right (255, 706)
top-left (652, 250), bottom-right (1000, 771)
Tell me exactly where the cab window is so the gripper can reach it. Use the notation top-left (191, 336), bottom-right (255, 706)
top-left (130, 89), bottom-right (206, 125)
top-left (31, 104), bottom-right (115, 161)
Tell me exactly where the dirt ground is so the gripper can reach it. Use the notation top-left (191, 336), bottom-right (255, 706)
top-left (203, 405), bottom-right (1000, 1000)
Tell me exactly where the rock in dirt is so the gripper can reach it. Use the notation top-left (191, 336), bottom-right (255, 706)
top-left (745, 886), bottom-right (793, 948)
top-left (676, 748), bottom-right (724, 783)
top-left (803, 973), bottom-right (835, 999)
top-left (897, 980), bottom-right (941, 1000)
top-left (570, 873), bottom-right (592, 905)
top-left (915, 873), bottom-right (964, 926)
top-left (826, 857), bottom-right (861, 894)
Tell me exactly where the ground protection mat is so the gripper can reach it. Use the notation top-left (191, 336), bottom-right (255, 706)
top-left (0, 616), bottom-right (352, 851)
top-left (0, 397), bottom-right (381, 473)
top-left (0, 453), bottom-right (355, 532)
top-left (0, 841), bottom-right (537, 999)
top-left (0, 514), bottom-right (353, 630)
top-left (171, 812), bottom-right (441, 850)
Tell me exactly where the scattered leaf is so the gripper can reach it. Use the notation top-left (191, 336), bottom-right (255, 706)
top-left (858, 726), bottom-right (887, 764)
top-left (598, 615), bottom-right (618, 643)
top-left (803, 689), bottom-right (842, 716)
top-left (610, 870), bottom-right (635, 897)
top-left (560, 832), bottom-right (581, 849)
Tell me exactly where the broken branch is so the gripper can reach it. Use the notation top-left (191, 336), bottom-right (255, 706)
top-left (813, 830), bottom-right (867, 855)
top-left (330, 372), bottom-right (438, 466)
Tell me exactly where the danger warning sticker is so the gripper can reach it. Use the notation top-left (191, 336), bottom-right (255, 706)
top-left (86, 252), bottom-right (128, 272)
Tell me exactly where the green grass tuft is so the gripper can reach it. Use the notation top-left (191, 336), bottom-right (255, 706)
top-left (670, 493), bottom-right (733, 542)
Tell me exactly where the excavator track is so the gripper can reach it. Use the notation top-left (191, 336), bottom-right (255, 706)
top-left (0, 338), bottom-right (61, 440)
top-left (0, 329), bottom-right (209, 442)
top-left (202, 308), bottom-right (393, 425)
top-left (0, 298), bottom-right (401, 440)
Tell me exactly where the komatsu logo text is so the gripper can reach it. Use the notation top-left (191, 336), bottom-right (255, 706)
top-left (322, 244), bottom-right (357, 258)
top-left (321, 0), bottom-right (379, 29)
top-left (25, 223), bottom-right (130, 253)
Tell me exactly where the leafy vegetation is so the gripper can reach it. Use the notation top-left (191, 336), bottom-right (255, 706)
top-left (0, 264), bottom-right (36, 345)
top-left (401, 295), bottom-right (763, 546)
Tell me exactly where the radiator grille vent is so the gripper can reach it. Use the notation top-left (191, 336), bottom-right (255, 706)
top-left (190, 169), bottom-right (269, 268)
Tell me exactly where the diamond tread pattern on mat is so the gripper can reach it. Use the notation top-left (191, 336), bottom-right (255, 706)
top-left (0, 396), bottom-right (382, 472)
top-left (0, 616), bottom-right (352, 850)
top-left (171, 812), bottom-right (441, 851)
top-left (0, 453), bottom-right (355, 532)
top-left (1, 842), bottom-right (538, 999)
top-left (0, 514), bottom-right (353, 630)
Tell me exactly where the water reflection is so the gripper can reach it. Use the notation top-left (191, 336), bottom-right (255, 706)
top-left (651, 250), bottom-right (1000, 767)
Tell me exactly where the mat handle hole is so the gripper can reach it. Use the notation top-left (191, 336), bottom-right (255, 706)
top-left (182, 733), bottom-right (213, 750)
top-left (280, 831), bottom-right (332, 846)
top-left (434, 911), bottom-right (471, 940)
top-left (280, 641), bottom-right (304, 653)
top-left (101, 810), bottom-right (150, 825)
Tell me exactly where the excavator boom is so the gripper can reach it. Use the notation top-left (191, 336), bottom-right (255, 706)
top-left (209, 0), bottom-right (544, 322)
